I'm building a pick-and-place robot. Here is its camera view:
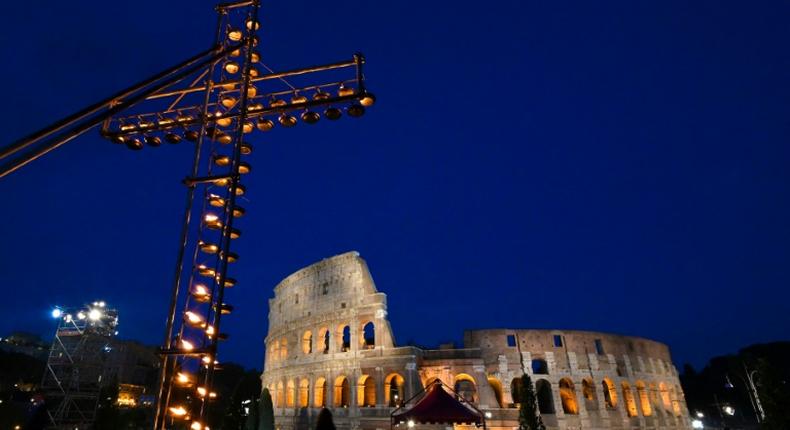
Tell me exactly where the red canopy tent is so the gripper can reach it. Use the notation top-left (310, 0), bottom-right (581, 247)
top-left (391, 380), bottom-right (485, 428)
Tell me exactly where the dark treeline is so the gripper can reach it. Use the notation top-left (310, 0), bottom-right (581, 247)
top-left (681, 342), bottom-right (790, 430)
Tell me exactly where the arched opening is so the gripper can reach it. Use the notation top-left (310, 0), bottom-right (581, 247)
top-left (302, 330), bottom-right (312, 354)
top-left (487, 376), bottom-right (504, 408)
top-left (636, 381), bottom-right (651, 416)
top-left (582, 378), bottom-right (598, 411)
top-left (286, 379), bottom-right (295, 407)
top-left (337, 324), bottom-right (351, 352)
top-left (510, 377), bottom-right (524, 408)
top-left (271, 340), bottom-right (280, 362)
top-left (276, 381), bottom-right (284, 408)
top-left (280, 338), bottom-right (288, 360)
top-left (559, 378), bottom-right (579, 415)
top-left (648, 383), bottom-right (659, 414)
top-left (314, 377), bottom-right (327, 407)
top-left (602, 378), bottom-right (618, 409)
top-left (318, 327), bottom-right (330, 354)
top-left (532, 358), bottom-right (549, 375)
top-left (454, 374), bottom-right (477, 403)
top-left (361, 321), bottom-right (375, 349)
top-left (385, 373), bottom-right (405, 407)
top-left (659, 382), bottom-right (671, 411)
top-left (622, 381), bottom-right (638, 417)
top-left (268, 384), bottom-right (275, 406)
top-left (334, 376), bottom-right (350, 407)
top-left (357, 375), bottom-right (376, 407)
top-left (535, 379), bottom-right (554, 414)
top-left (299, 379), bottom-right (309, 407)
top-left (672, 386), bottom-right (682, 416)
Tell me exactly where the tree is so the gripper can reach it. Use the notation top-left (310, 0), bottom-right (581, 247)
top-left (680, 342), bottom-right (790, 427)
top-left (315, 407), bottom-right (336, 430)
top-left (204, 364), bottom-right (261, 429)
top-left (259, 388), bottom-right (275, 430)
top-left (244, 398), bottom-right (260, 430)
top-left (0, 350), bottom-right (45, 430)
top-left (756, 359), bottom-right (790, 430)
top-left (517, 374), bottom-right (545, 430)
top-left (94, 377), bottom-right (120, 429)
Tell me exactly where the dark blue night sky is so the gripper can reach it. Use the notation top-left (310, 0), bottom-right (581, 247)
top-left (0, 0), bottom-right (788, 371)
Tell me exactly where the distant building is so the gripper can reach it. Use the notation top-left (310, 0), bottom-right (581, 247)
top-left (105, 339), bottom-right (159, 389)
top-left (0, 332), bottom-right (49, 361)
top-left (1, 332), bottom-right (158, 399)
top-left (117, 383), bottom-right (146, 408)
top-left (261, 251), bottom-right (692, 430)
top-left (104, 339), bottom-right (159, 408)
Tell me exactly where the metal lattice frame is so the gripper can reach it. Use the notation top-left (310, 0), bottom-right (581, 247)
top-left (40, 305), bottom-right (118, 429)
top-left (96, 2), bottom-right (373, 429)
top-left (0, 1), bottom-right (374, 429)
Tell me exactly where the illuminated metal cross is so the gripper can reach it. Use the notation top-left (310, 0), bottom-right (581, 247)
top-left (0, 1), bottom-right (374, 429)
top-left (103, 3), bottom-right (375, 430)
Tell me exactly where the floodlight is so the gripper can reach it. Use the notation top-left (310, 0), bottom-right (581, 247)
top-left (169, 406), bottom-right (188, 417)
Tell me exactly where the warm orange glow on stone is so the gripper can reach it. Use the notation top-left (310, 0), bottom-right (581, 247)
top-left (636, 381), bottom-right (652, 416)
top-left (286, 380), bottom-right (295, 407)
top-left (603, 378), bottom-right (618, 409)
top-left (622, 381), bottom-right (638, 417)
top-left (314, 377), bottom-right (326, 407)
top-left (559, 378), bottom-right (579, 415)
top-left (298, 379), bottom-right (309, 407)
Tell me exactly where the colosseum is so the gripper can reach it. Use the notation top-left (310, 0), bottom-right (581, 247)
top-left (261, 251), bottom-right (692, 430)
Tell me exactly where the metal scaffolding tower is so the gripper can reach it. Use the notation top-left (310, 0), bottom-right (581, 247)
top-left (41, 303), bottom-right (119, 429)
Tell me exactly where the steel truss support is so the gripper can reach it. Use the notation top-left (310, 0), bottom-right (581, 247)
top-left (0, 44), bottom-right (239, 178)
top-left (41, 305), bottom-right (118, 429)
top-left (0, 2), bottom-right (375, 429)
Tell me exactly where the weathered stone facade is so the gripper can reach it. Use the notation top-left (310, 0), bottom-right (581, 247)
top-left (261, 251), bottom-right (691, 430)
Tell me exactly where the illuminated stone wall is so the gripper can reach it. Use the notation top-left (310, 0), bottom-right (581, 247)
top-left (462, 329), bottom-right (690, 430)
top-left (261, 252), bottom-right (691, 430)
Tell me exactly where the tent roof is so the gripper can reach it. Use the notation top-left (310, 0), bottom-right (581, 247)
top-left (391, 382), bottom-right (483, 426)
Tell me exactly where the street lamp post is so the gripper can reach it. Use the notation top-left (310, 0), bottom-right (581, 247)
top-left (743, 363), bottom-right (765, 423)
top-left (726, 362), bottom-right (766, 423)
